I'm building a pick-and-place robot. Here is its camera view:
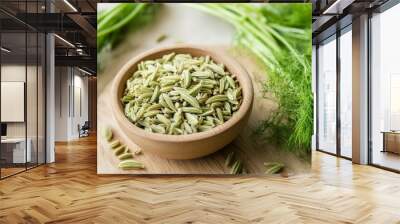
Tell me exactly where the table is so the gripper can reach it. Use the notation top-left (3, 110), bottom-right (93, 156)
top-left (381, 131), bottom-right (400, 154)
top-left (1, 138), bottom-right (32, 163)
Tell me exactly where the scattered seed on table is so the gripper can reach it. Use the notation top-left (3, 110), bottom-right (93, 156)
top-left (118, 159), bottom-right (145, 170)
top-left (102, 126), bottom-right (113, 142)
top-left (109, 139), bottom-right (120, 149)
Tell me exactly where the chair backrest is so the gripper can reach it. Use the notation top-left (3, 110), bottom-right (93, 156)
top-left (82, 121), bottom-right (90, 129)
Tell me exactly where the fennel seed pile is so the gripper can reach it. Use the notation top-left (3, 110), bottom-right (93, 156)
top-left (102, 126), bottom-right (144, 170)
top-left (121, 52), bottom-right (243, 135)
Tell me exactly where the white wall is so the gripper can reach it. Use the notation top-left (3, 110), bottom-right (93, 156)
top-left (46, 33), bottom-right (55, 163)
top-left (352, 14), bottom-right (369, 164)
top-left (372, 5), bottom-right (400, 132)
top-left (1, 63), bottom-right (46, 164)
top-left (370, 4), bottom-right (400, 160)
top-left (77, 72), bottom-right (89, 138)
top-left (312, 45), bottom-right (316, 151)
top-left (318, 38), bottom-right (337, 154)
top-left (1, 65), bottom-right (36, 137)
top-left (339, 30), bottom-right (353, 158)
top-left (54, 67), bottom-right (89, 141)
top-left (54, 66), bottom-right (69, 141)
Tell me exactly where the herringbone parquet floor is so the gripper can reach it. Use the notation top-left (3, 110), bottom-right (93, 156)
top-left (1, 135), bottom-right (399, 224)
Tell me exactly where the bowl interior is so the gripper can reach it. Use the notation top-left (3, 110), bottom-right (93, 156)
top-left (112, 45), bottom-right (253, 143)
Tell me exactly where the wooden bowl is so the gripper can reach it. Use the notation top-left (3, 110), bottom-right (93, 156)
top-left (111, 44), bottom-right (253, 160)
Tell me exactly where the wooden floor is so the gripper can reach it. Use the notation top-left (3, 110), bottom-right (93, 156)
top-left (1, 163), bottom-right (45, 178)
top-left (372, 150), bottom-right (400, 171)
top-left (0, 135), bottom-right (400, 224)
top-left (1, 167), bottom-right (26, 178)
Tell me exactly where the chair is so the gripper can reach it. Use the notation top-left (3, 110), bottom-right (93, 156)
top-left (79, 121), bottom-right (90, 138)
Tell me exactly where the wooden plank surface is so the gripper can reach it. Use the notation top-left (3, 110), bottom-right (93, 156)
top-left (97, 46), bottom-right (309, 174)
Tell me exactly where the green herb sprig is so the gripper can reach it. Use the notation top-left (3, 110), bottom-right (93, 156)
top-left (97, 3), bottom-right (159, 53)
top-left (188, 4), bottom-right (312, 157)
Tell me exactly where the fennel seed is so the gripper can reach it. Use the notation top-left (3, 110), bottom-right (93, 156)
top-left (118, 152), bottom-right (134, 160)
top-left (110, 139), bottom-right (120, 149)
top-left (225, 151), bottom-right (235, 167)
top-left (264, 162), bottom-right (284, 174)
top-left (121, 53), bottom-right (243, 135)
top-left (114, 145), bottom-right (126, 156)
top-left (230, 160), bottom-right (243, 175)
top-left (118, 159), bottom-right (145, 170)
top-left (101, 126), bottom-right (145, 170)
top-left (102, 126), bottom-right (113, 142)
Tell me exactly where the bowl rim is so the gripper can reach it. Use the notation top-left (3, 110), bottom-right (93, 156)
top-left (111, 44), bottom-right (254, 143)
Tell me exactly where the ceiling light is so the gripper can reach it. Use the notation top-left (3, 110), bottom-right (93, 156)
top-left (1, 47), bottom-right (11, 53)
top-left (54, 34), bottom-right (75, 48)
top-left (322, 0), bottom-right (354, 15)
top-left (323, 0), bottom-right (342, 14)
top-left (63, 0), bottom-right (78, 12)
top-left (76, 48), bottom-right (86, 56)
top-left (78, 67), bottom-right (93, 76)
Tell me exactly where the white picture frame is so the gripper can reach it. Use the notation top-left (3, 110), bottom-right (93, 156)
top-left (1, 81), bottom-right (25, 122)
